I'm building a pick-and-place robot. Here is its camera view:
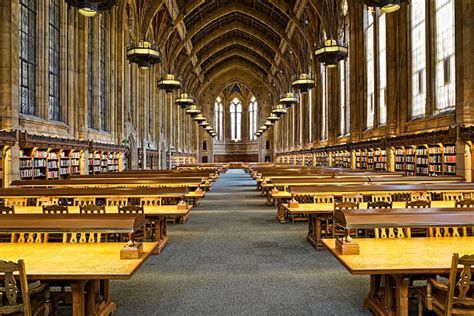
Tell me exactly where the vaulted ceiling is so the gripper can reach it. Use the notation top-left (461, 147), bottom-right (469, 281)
top-left (122, 0), bottom-right (322, 104)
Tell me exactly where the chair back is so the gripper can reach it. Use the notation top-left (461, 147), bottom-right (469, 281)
top-left (446, 253), bottom-right (474, 314)
top-left (0, 205), bottom-right (14, 214)
top-left (11, 233), bottom-right (49, 243)
top-left (79, 204), bottom-right (105, 214)
top-left (456, 199), bottom-right (474, 208)
top-left (368, 201), bottom-right (393, 209)
top-left (118, 204), bottom-right (144, 214)
top-left (334, 201), bottom-right (359, 210)
top-left (42, 204), bottom-right (68, 214)
top-left (0, 259), bottom-right (31, 315)
top-left (62, 232), bottom-right (102, 243)
top-left (342, 194), bottom-right (364, 203)
top-left (442, 192), bottom-right (463, 202)
top-left (371, 194), bottom-right (392, 202)
top-left (313, 195), bottom-right (334, 204)
top-left (406, 199), bottom-right (431, 208)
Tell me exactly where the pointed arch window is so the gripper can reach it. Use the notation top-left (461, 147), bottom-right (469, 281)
top-left (249, 96), bottom-right (258, 140)
top-left (48, 0), bottom-right (61, 121)
top-left (411, 0), bottom-right (426, 117)
top-left (230, 97), bottom-right (242, 141)
top-left (214, 97), bottom-right (223, 141)
top-left (99, 15), bottom-right (107, 131)
top-left (19, 0), bottom-right (37, 116)
top-left (365, 9), bottom-right (375, 129)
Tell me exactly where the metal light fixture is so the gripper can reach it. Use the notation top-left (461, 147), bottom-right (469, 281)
top-left (280, 92), bottom-right (298, 108)
top-left (264, 120), bottom-right (273, 127)
top-left (362, 0), bottom-right (406, 13)
top-left (255, 132), bottom-right (261, 137)
top-left (260, 125), bottom-right (268, 131)
top-left (175, 93), bottom-right (194, 109)
top-left (186, 104), bottom-right (201, 117)
top-left (193, 114), bottom-right (206, 122)
top-left (272, 104), bottom-right (288, 117)
top-left (292, 73), bottom-right (315, 92)
top-left (315, 39), bottom-right (348, 68)
top-left (268, 114), bottom-right (279, 123)
top-left (157, 73), bottom-right (181, 93)
top-left (65, 0), bottom-right (117, 17)
top-left (127, 40), bottom-right (161, 69)
top-left (199, 121), bottom-right (210, 127)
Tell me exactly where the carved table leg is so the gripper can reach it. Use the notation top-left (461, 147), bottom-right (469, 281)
top-left (71, 281), bottom-right (87, 316)
top-left (151, 216), bottom-right (169, 254)
top-left (394, 276), bottom-right (410, 316)
top-left (306, 214), bottom-right (323, 250)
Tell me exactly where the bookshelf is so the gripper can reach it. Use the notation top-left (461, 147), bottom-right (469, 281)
top-left (394, 146), bottom-right (406, 174)
top-left (415, 145), bottom-right (429, 176)
top-left (374, 148), bottom-right (387, 171)
top-left (70, 151), bottom-right (81, 175)
top-left (304, 153), bottom-right (313, 167)
top-left (19, 148), bottom-right (76, 180)
top-left (295, 154), bottom-right (303, 166)
top-left (315, 152), bottom-right (328, 166)
top-left (442, 144), bottom-right (456, 175)
top-left (367, 149), bottom-right (374, 170)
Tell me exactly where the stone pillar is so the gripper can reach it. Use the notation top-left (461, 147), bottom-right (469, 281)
top-left (0, 0), bottom-right (19, 130)
top-left (301, 91), bottom-right (309, 147)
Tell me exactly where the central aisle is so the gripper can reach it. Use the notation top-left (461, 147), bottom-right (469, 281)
top-left (112, 169), bottom-right (370, 315)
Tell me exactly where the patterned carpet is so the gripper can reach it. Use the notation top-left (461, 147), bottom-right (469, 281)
top-left (111, 169), bottom-right (371, 315)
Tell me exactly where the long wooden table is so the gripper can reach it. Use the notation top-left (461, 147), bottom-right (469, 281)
top-left (282, 202), bottom-right (460, 249)
top-left (322, 237), bottom-right (474, 316)
top-left (8, 204), bottom-right (193, 254)
top-left (0, 242), bottom-right (157, 316)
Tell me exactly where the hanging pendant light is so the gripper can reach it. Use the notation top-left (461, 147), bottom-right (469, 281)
top-left (186, 104), bottom-right (201, 117)
top-left (362, 0), bottom-right (406, 13)
top-left (255, 132), bottom-right (261, 137)
top-left (157, 74), bottom-right (181, 93)
top-left (268, 113), bottom-right (279, 123)
top-left (260, 125), bottom-right (268, 131)
top-left (199, 121), bottom-right (210, 127)
top-left (65, 0), bottom-right (117, 17)
top-left (280, 92), bottom-right (298, 108)
top-left (193, 114), bottom-right (206, 122)
top-left (264, 120), bottom-right (273, 127)
top-left (315, 39), bottom-right (348, 68)
top-left (127, 40), bottom-right (161, 69)
top-left (292, 73), bottom-right (316, 92)
top-left (272, 104), bottom-right (288, 117)
top-left (204, 126), bottom-right (213, 132)
top-left (175, 93), bottom-right (194, 109)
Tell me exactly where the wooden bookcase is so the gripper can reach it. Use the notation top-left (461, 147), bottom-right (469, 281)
top-left (374, 148), bottom-right (387, 171)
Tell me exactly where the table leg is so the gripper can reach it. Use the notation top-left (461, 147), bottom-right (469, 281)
top-left (152, 216), bottom-right (169, 254)
top-left (276, 202), bottom-right (287, 224)
top-left (71, 281), bottom-right (87, 316)
top-left (306, 215), bottom-right (323, 250)
top-left (394, 276), bottom-right (410, 316)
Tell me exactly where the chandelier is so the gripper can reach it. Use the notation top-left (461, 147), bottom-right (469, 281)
top-left (279, 93), bottom-right (298, 108)
top-left (65, 0), bottom-right (117, 17)
top-left (362, 0), bottom-right (407, 13)
top-left (175, 94), bottom-right (194, 109)
top-left (157, 74), bottom-right (181, 93)
top-left (292, 73), bottom-right (315, 92)
top-left (126, 40), bottom-right (161, 69)
top-left (186, 104), bottom-right (201, 117)
top-left (272, 104), bottom-right (287, 117)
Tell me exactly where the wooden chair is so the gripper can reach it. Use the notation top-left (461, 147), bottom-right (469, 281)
top-left (141, 197), bottom-right (163, 207)
top-left (11, 233), bottom-right (49, 243)
top-left (314, 195), bottom-right (334, 204)
top-left (42, 204), bottom-right (68, 214)
top-left (0, 259), bottom-right (50, 316)
top-left (418, 253), bottom-right (474, 316)
top-left (330, 201), bottom-right (359, 238)
top-left (4, 198), bottom-right (28, 207)
top-left (428, 227), bottom-right (468, 238)
top-left (0, 205), bottom-right (15, 214)
top-left (407, 199), bottom-right (431, 208)
top-left (118, 205), bottom-right (147, 241)
top-left (79, 204), bottom-right (106, 214)
top-left (342, 195), bottom-right (364, 203)
top-left (107, 198), bottom-right (128, 207)
top-left (73, 198), bottom-right (95, 206)
top-left (371, 194), bottom-right (392, 202)
top-left (368, 201), bottom-right (399, 238)
top-left (62, 232), bottom-right (102, 243)
top-left (442, 192), bottom-right (463, 202)
top-left (410, 191), bottom-right (430, 202)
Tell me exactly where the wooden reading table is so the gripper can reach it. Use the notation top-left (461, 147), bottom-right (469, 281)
top-left (0, 242), bottom-right (158, 316)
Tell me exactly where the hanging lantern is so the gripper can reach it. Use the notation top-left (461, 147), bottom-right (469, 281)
top-left (315, 39), bottom-right (348, 68)
top-left (264, 120), bottom-right (273, 127)
top-left (65, 0), bottom-right (117, 17)
top-left (362, 0), bottom-right (406, 13)
top-left (193, 114), bottom-right (206, 122)
top-left (280, 92), bottom-right (298, 108)
top-left (175, 93), bottom-right (194, 109)
top-left (255, 132), bottom-right (261, 137)
top-left (126, 40), bottom-right (161, 69)
top-left (186, 104), bottom-right (201, 117)
top-left (204, 126), bottom-right (213, 132)
top-left (268, 114), bottom-right (279, 123)
top-left (292, 73), bottom-right (316, 92)
top-left (199, 121), bottom-right (210, 127)
top-left (272, 104), bottom-right (288, 117)
top-left (260, 125), bottom-right (268, 131)
top-left (157, 74), bottom-right (181, 93)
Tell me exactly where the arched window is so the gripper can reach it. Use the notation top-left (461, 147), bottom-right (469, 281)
top-left (249, 96), bottom-right (258, 140)
top-left (214, 97), bottom-right (223, 140)
top-left (48, 0), bottom-right (61, 121)
top-left (230, 97), bottom-right (242, 141)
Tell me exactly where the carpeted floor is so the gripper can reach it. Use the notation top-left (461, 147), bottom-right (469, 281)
top-left (111, 169), bottom-right (371, 315)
